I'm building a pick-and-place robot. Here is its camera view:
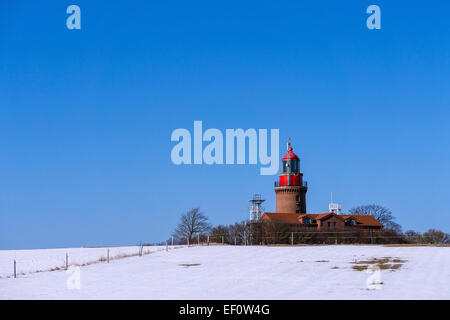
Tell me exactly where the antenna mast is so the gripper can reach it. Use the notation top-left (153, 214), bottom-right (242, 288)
top-left (329, 192), bottom-right (341, 214)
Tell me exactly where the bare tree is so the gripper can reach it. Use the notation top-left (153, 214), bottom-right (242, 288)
top-left (404, 230), bottom-right (422, 243)
top-left (210, 224), bottom-right (230, 244)
top-left (209, 221), bottom-right (250, 245)
top-left (422, 229), bottom-right (450, 244)
top-left (261, 220), bottom-right (290, 244)
top-left (173, 208), bottom-right (211, 243)
top-left (349, 204), bottom-right (401, 232)
top-left (229, 221), bottom-right (250, 245)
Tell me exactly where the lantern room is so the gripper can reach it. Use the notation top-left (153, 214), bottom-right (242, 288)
top-left (278, 139), bottom-right (304, 187)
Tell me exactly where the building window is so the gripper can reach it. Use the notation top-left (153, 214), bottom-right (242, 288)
top-left (296, 195), bottom-right (299, 202)
top-left (304, 217), bottom-right (311, 224)
top-left (333, 222), bottom-right (336, 228)
top-left (296, 210), bottom-right (300, 213)
top-left (328, 222), bottom-right (331, 228)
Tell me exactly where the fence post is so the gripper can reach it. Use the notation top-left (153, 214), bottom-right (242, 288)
top-left (222, 236), bottom-right (224, 245)
top-left (291, 232), bottom-right (294, 246)
top-left (166, 241), bottom-right (168, 251)
top-left (66, 253), bottom-right (68, 269)
top-left (207, 235), bottom-right (210, 246)
top-left (14, 259), bottom-right (16, 279)
top-left (187, 237), bottom-right (189, 246)
top-left (107, 248), bottom-right (110, 263)
top-left (172, 236), bottom-right (174, 247)
top-left (234, 237), bottom-right (237, 246)
top-left (198, 234), bottom-right (200, 246)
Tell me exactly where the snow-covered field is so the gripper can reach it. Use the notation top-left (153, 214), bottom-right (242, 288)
top-left (1, 245), bottom-right (449, 299)
top-left (0, 245), bottom-right (166, 278)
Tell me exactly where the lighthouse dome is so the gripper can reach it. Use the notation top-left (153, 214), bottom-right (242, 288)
top-left (282, 147), bottom-right (300, 161)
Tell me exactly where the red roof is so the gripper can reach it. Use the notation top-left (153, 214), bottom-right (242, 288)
top-left (340, 215), bottom-right (383, 227)
top-left (261, 212), bottom-right (382, 227)
top-left (282, 147), bottom-right (300, 161)
top-left (298, 213), bottom-right (345, 222)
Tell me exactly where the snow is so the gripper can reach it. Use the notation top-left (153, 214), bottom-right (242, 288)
top-left (0, 245), bottom-right (449, 299)
top-left (0, 245), bottom-right (165, 278)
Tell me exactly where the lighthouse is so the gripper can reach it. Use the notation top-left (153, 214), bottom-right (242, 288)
top-left (274, 138), bottom-right (308, 214)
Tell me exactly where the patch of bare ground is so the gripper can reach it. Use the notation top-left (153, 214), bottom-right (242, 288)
top-left (315, 260), bottom-right (329, 263)
top-left (49, 267), bottom-right (62, 272)
top-left (391, 264), bottom-right (403, 270)
top-left (351, 257), bottom-right (407, 271)
top-left (366, 281), bottom-right (384, 288)
top-left (179, 263), bottom-right (201, 267)
top-left (352, 265), bottom-right (369, 271)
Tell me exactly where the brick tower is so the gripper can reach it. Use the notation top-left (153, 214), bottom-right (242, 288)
top-left (275, 138), bottom-right (308, 214)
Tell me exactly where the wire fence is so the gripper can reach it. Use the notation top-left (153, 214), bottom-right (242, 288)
top-left (174, 230), bottom-right (410, 246)
top-left (4, 244), bottom-right (186, 279)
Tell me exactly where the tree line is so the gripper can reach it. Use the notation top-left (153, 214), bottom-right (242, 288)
top-left (171, 205), bottom-right (450, 245)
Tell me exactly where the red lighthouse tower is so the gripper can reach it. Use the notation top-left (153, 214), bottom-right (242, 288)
top-left (275, 138), bottom-right (308, 214)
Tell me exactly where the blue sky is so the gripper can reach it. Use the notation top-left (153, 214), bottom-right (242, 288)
top-left (1, 1), bottom-right (449, 249)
